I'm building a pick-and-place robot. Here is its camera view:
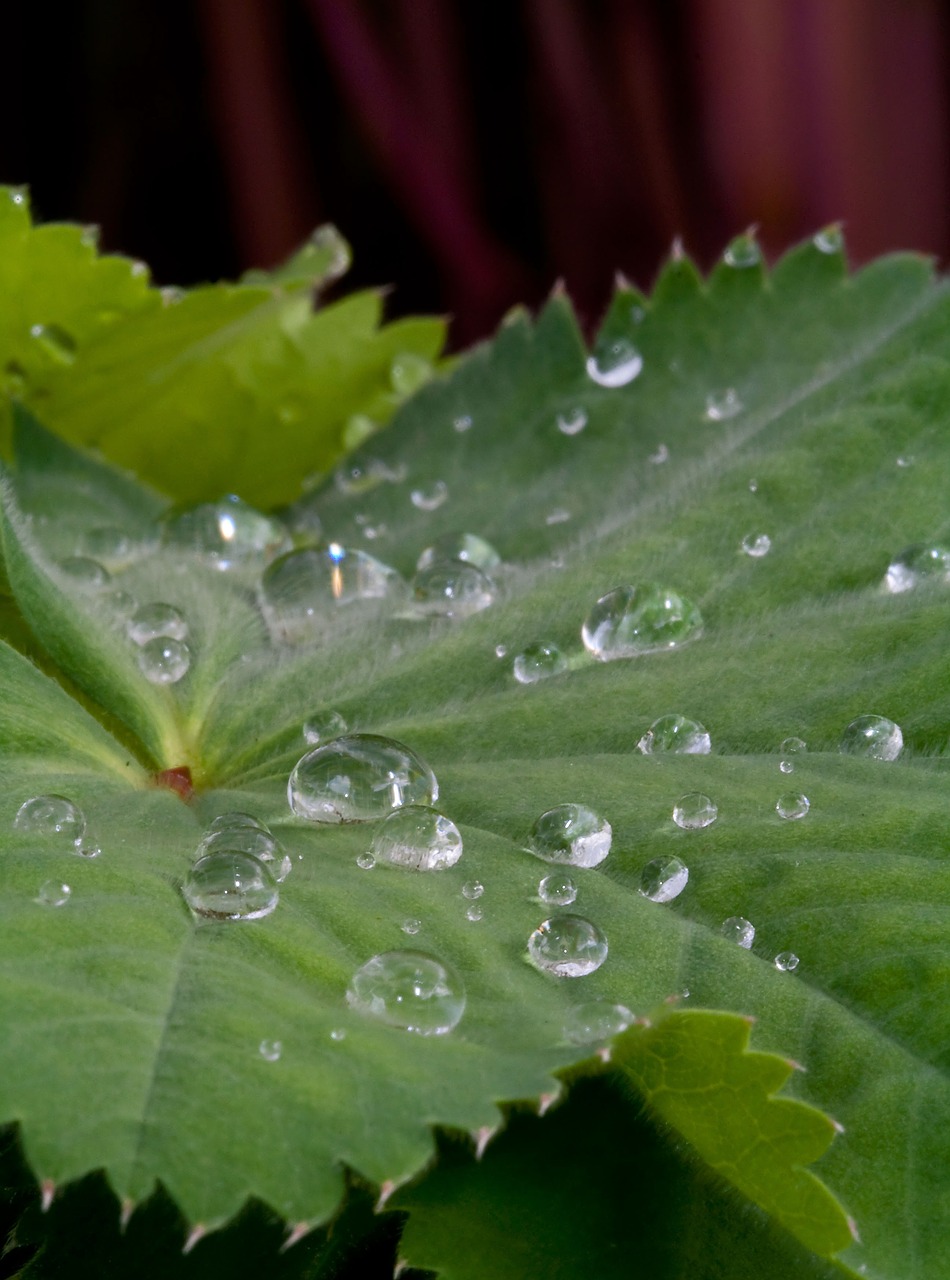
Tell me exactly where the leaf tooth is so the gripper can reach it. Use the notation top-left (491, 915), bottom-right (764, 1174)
top-left (182, 1224), bottom-right (206, 1254)
top-left (671, 237), bottom-right (686, 262)
top-left (376, 1179), bottom-right (401, 1212)
top-left (471, 1125), bottom-right (498, 1160)
top-left (119, 1198), bottom-right (135, 1231)
top-left (394, 1260), bottom-right (409, 1278)
top-left (537, 1088), bottom-right (562, 1117)
top-left (784, 1057), bottom-right (807, 1074)
top-left (847, 1216), bottom-right (861, 1243)
top-left (281, 1221), bottom-right (316, 1253)
top-left (830, 1117), bottom-right (846, 1135)
top-left (596, 1046), bottom-right (612, 1064)
top-left (40, 1179), bottom-right (55, 1212)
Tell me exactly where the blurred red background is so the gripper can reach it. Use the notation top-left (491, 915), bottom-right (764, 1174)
top-left (3, 0), bottom-right (947, 347)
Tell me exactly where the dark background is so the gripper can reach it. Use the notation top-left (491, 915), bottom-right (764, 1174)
top-left (2, 0), bottom-right (947, 346)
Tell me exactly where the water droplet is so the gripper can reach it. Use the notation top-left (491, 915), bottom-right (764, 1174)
top-left (721, 916), bottom-right (755, 948)
top-left (333, 457), bottom-right (405, 495)
top-left (14, 795), bottom-right (86, 844)
top-left (839, 715), bottom-right (903, 762)
top-left (748, 478), bottom-right (759, 493)
top-left (528, 804), bottom-right (612, 869)
top-left (776, 792), bottom-right (809, 821)
top-left (199, 823), bottom-right (291, 882)
top-left (585, 338), bottom-right (643, 388)
top-left (127, 602), bottom-right (188, 645)
top-left (741, 532), bottom-right (771, 558)
top-left (346, 950), bottom-right (466, 1035)
top-left (780, 736), bottom-right (806, 758)
top-left (162, 496), bottom-right (288, 569)
top-left (896, 454), bottom-right (915, 469)
top-left (563, 1000), bottom-right (634, 1045)
top-left (303, 710), bottom-right (348, 745)
top-left (330, 1027), bottom-right (347, 1041)
top-left (494, 643), bottom-right (508, 659)
top-left (261, 547), bottom-right (404, 642)
top-left (582, 582), bottom-right (703, 660)
top-left (416, 532), bottom-right (501, 572)
top-left (883, 544), bottom-right (950, 593)
top-left (648, 443), bottom-right (669, 464)
top-left (408, 562), bottom-right (495, 619)
top-left (513, 642), bottom-right (568, 685)
top-left (705, 389), bottom-right (743, 421)
top-left (8, 187), bottom-right (26, 208)
top-left (259, 1039), bottom-right (282, 1061)
top-left (29, 323), bottom-right (77, 365)
top-left (465, 904), bottom-right (484, 922)
top-left (182, 851), bottom-right (279, 920)
top-left (538, 872), bottom-right (577, 906)
top-left (36, 880), bottom-right (71, 907)
top-left (774, 951), bottom-right (800, 972)
top-left (80, 527), bottom-right (137, 565)
top-left (356, 852), bottom-right (376, 870)
top-left (57, 556), bottom-right (111, 590)
top-left (452, 414), bottom-right (473, 433)
top-left (390, 353), bottom-right (432, 397)
top-left (208, 811), bottom-right (267, 835)
top-left (527, 915), bottom-right (608, 977)
top-left (288, 734), bottom-right (438, 823)
top-left (672, 793), bottom-right (717, 830)
top-left (461, 880), bottom-right (484, 900)
top-left (813, 224), bottom-right (843, 255)
top-left (372, 805), bottom-right (463, 871)
top-left (545, 508), bottom-right (571, 525)
top-left (137, 637), bottom-right (191, 685)
top-left (410, 480), bottom-right (448, 511)
top-left (639, 855), bottom-right (689, 903)
top-left (557, 407), bottom-right (588, 436)
top-left (401, 918), bottom-right (422, 935)
top-left (636, 714), bottom-right (711, 755)
top-left (723, 233), bottom-right (761, 268)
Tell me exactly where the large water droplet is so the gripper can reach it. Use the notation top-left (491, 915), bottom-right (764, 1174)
top-left (883, 544), bottom-right (950, 594)
top-left (779, 737), bottom-right (806, 774)
top-left (410, 480), bottom-right (448, 511)
top-left (721, 916), bottom-right (755, 948)
top-left (417, 532), bottom-right (501, 572)
top-left (390, 352), bottom-right (432, 397)
top-left (839, 715), bottom-right (903, 761)
top-left (371, 805), bottom-right (463, 870)
top-left (346, 950), bottom-right (466, 1035)
top-left (182, 851), bottom-right (279, 920)
top-left (29, 323), bottom-right (77, 365)
top-left (636, 714), bottom-right (711, 755)
top-left (538, 872), bottom-right (578, 906)
top-left (303, 710), bottom-right (348, 745)
top-left (563, 1000), bottom-right (634, 1045)
top-left (162, 496), bottom-right (288, 569)
top-left (408, 562), bottom-right (495, 619)
top-left (557, 406), bottom-right (588, 436)
top-left (582, 583), bottom-right (703, 660)
top-left (14, 795), bottom-right (86, 845)
top-left (527, 915), bottom-right (608, 977)
top-left (585, 338), bottom-right (643, 388)
top-left (259, 1039), bottom-right (282, 1062)
top-left (127, 602), bottom-right (188, 645)
top-left (705, 389), bottom-right (743, 421)
top-left (199, 821), bottom-right (291, 882)
top-left (723, 233), bottom-right (761, 268)
top-left (288, 734), bottom-right (438, 823)
top-left (527, 804), bottom-right (612, 868)
top-left (36, 880), bottom-right (71, 907)
top-left (57, 556), bottom-right (111, 590)
top-left (776, 792), bottom-right (809, 821)
top-left (513, 642), bottom-right (568, 684)
top-left (639, 855), bottom-right (689, 903)
top-left (741, 533), bottom-right (771, 558)
top-left (260, 546), bottom-right (404, 642)
top-left (137, 637), bottom-right (190, 685)
top-left (672, 793), bottom-right (717, 830)
top-left (774, 951), bottom-right (800, 972)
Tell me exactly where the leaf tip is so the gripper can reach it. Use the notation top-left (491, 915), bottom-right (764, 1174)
top-left (281, 1221), bottom-right (316, 1252)
top-left (472, 1125), bottom-right (498, 1161)
top-left (376, 1179), bottom-right (401, 1212)
top-left (119, 1197), bottom-right (135, 1231)
top-left (537, 1088), bottom-right (561, 1117)
top-left (394, 1259), bottom-right (409, 1278)
top-left (40, 1179), bottom-right (55, 1213)
top-left (847, 1215), bottom-right (861, 1243)
top-left (784, 1057), bottom-right (807, 1074)
top-left (182, 1224), bottom-right (206, 1254)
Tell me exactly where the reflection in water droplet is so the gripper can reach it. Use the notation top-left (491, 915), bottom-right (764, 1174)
top-left (289, 734), bottom-right (438, 823)
top-left (461, 880), bottom-right (484, 900)
top-left (401, 918), bottom-right (422, 935)
top-left (411, 480), bottom-right (448, 511)
top-left (639, 855), bottom-right (689, 902)
top-left (585, 339), bottom-right (643, 388)
top-left (465, 904), bottom-right (483, 922)
top-left (883, 544), bottom-right (950, 594)
top-left (29, 323), bottom-right (77, 365)
top-left (527, 915), bottom-right (608, 977)
top-left (705, 389), bottom-right (743, 421)
top-left (538, 872), bottom-right (577, 906)
top-left (637, 714), bottom-right (711, 755)
top-left (356, 852), bottom-right (376, 870)
top-left (528, 804), bottom-right (612, 868)
top-left (839, 715), bottom-right (903, 761)
top-left (417, 532), bottom-right (501, 572)
top-left (813, 224), bottom-right (843, 254)
top-left (741, 533), bottom-right (771, 558)
top-left (36, 880), bottom-right (71, 907)
top-left (776, 792), bottom-right (809, 821)
top-left (14, 795), bottom-right (86, 844)
top-left (774, 951), bottom-right (800, 972)
top-left (303, 710), bottom-right (348, 745)
top-left (127, 602), bottom-right (188, 645)
top-left (57, 556), bottom-right (111, 589)
top-left (346, 950), bottom-right (466, 1034)
top-left (182, 852), bottom-right (278, 920)
top-left (582, 583), bottom-right (703, 660)
top-left (261, 546), bottom-right (404, 642)
top-left (408, 562), bottom-right (495, 619)
top-left (721, 916), bottom-right (755, 948)
top-left (723, 234), bottom-right (761, 268)
top-left (557, 407), bottom-right (588, 436)
top-left (259, 1039), bottom-right (282, 1061)
top-left (372, 805), bottom-right (463, 871)
top-left (162, 496), bottom-right (288, 569)
top-left (137, 637), bottom-right (191, 685)
top-left (513, 642), bottom-right (568, 685)
top-left (672, 793), bottom-right (717, 830)
top-left (563, 1000), bottom-right (634, 1045)
top-left (648, 443), bottom-right (669, 464)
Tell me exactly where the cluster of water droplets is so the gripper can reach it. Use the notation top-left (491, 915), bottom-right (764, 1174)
top-left (12, 794), bottom-right (100, 904)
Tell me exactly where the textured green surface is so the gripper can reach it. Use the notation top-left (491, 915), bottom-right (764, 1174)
top-left (1, 230), bottom-right (949, 1278)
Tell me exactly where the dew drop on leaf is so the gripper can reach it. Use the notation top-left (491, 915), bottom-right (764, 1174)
top-left (137, 637), bottom-right (190, 685)
top-left (839, 715), bottom-right (903, 761)
top-left (408, 562), bottom-right (495, 619)
top-left (648, 443), bottom-right (669, 464)
top-left (289, 734), bottom-right (438, 824)
top-left (774, 951), bottom-right (800, 972)
top-left (778, 737), bottom-right (806, 774)
top-left (723, 233), bottom-right (761, 268)
top-left (356, 852), bottom-right (376, 870)
top-left (636, 714), bottom-right (711, 755)
top-left (538, 872), bottom-right (577, 907)
top-left (260, 546), bottom-right (404, 642)
top-left (14, 795), bottom-right (86, 845)
top-left (494, 643), bottom-right (508, 659)
top-left (639, 855), bottom-right (689, 902)
top-left (182, 851), bottom-right (278, 920)
top-left (162, 496), bottom-right (288, 570)
top-left (556, 406), bottom-right (588, 436)
top-left (721, 916), bottom-right (755, 948)
top-left (672, 793), bottom-right (718, 830)
top-left (127, 602), bottom-right (188, 646)
top-left (527, 804), bottom-right (612, 869)
top-left (465, 904), bottom-right (483, 922)
top-left (741, 532), bottom-right (771, 558)
top-left (585, 338), bottom-right (643, 388)
top-left (199, 823), bottom-right (291, 882)
top-left (80, 527), bottom-right (137, 566)
top-left (346, 951), bottom-right (466, 1035)
top-left (705, 388), bottom-right (743, 421)
top-left (452, 414), bottom-right (473, 433)
top-left (563, 1000), bottom-right (634, 1045)
top-left (883, 544), bottom-right (950, 594)
top-left (410, 480), bottom-right (448, 511)
top-left (776, 792), bottom-right (810, 821)
top-left (545, 508), bottom-right (571, 525)
top-left (371, 805), bottom-right (463, 871)
top-left (329, 1028), bottom-right (346, 1042)
top-left (302, 710), bottom-right (348, 745)
top-left (513, 642), bottom-right (568, 684)
top-left (527, 915), bottom-right (608, 977)
top-left (57, 556), bottom-right (111, 590)
top-left (36, 880), bottom-right (71, 907)
top-left (813, 224), bottom-right (844, 254)
top-left (259, 1039), bottom-right (282, 1062)
top-left (401, 918), bottom-right (422, 936)
top-left (582, 582), bottom-right (703, 660)
top-left (461, 880), bottom-right (484, 900)
top-left (416, 532), bottom-right (501, 572)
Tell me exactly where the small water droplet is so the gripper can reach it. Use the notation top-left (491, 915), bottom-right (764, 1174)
top-left (259, 1039), bottom-right (282, 1061)
top-left (137, 637), bottom-right (190, 685)
top-left (346, 950), bottom-right (466, 1035)
top-left (748, 478), bottom-right (759, 493)
top-left (161, 285), bottom-right (185, 306)
top-left (57, 556), bottom-right (111, 590)
top-left (182, 851), bottom-right (278, 920)
top-left (8, 187), bottom-right (27, 208)
top-left (410, 480), bottom-right (448, 511)
top-left (461, 880), bottom-right (484, 900)
top-left (585, 338), bottom-right (643, 388)
top-left (127, 602), bottom-right (188, 645)
top-left (528, 804), bottom-right (612, 868)
top-left (390, 352), bottom-right (432, 397)
top-left (672, 793), bottom-right (718, 830)
top-left (545, 508), bottom-right (571, 525)
top-left (883, 544), bottom-right (950, 593)
top-left (261, 546), bottom-right (404, 642)
top-left (723, 233), bottom-right (761, 268)
top-left (408, 561), bottom-right (495, 619)
top-left (563, 1000), bottom-right (634, 1045)
top-left (289, 734), bottom-right (438, 824)
top-left (774, 951), bottom-right (800, 972)
top-left (36, 880), bottom-right (71, 907)
top-left (14, 795), bottom-right (86, 844)
top-left (776, 792), bottom-right (809, 821)
top-left (513, 641), bottom-right (568, 685)
top-left (780, 737), bottom-right (807, 760)
top-left (582, 582), bottom-right (703, 660)
top-left (639, 855), bottom-right (689, 903)
top-left (401, 918), bottom-right (422, 935)
top-left (839, 715), bottom-right (903, 761)
top-left (896, 455), bottom-right (915, 469)
top-left (813, 224), bottom-right (843, 255)
top-left (741, 532), bottom-right (771, 558)
top-left (648, 443), bottom-right (669, 464)
top-left (636, 714), bottom-right (711, 755)
top-left (705, 389), bottom-right (743, 421)
top-left (721, 916), bottom-right (755, 948)
top-left (527, 915), bottom-right (608, 977)
top-left (199, 823), bottom-right (292, 882)
top-left (557, 406), bottom-right (588, 436)
top-left (465, 904), bottom-right (484, 922)
top-left (538, 872), bottom-right (578, 906)
top-left (372, 805), bottom-right (463, 871)
top-left (329, 1027), bottom-right (346, 1041)
top-left (417, 532), bottom-right (501, 572)
top-left (162, 496), bottom-right (288, 569)
top-left (494, 643), bottom-right (508, 659)
top-left (303, 710), bottom-right (348, 745)
top-left (452, 414), bottom-right (473, 433)
top-left (29, 323), bottom-right (77, 365)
